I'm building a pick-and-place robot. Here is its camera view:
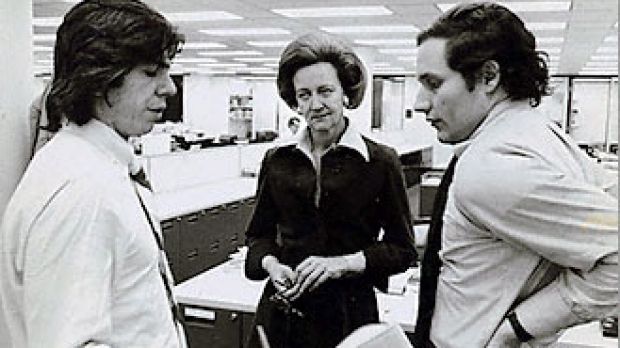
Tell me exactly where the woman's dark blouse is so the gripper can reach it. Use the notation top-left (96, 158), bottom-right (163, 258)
top-left (243, 133), bottom-right (417, 347)
top-left (245, 136), bottom-right (416, 288)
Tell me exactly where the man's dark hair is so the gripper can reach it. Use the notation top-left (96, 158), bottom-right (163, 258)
top-left (417, 2), bottom-right (550, 106)
top-left (46, 0), bottom-right (184, 131)
top-left (277, 32), bottom-right (366, 110)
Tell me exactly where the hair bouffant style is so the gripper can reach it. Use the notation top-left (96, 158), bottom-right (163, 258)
top-left (417, 2), bottom-right (550, 106)
top-left (277, 32), bottom-right (367, 110)
top-left (46, 0), bottom-right (184, 131)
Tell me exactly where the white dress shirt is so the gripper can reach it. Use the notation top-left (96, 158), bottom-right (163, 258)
top-left (0, 120), bottom-right (185, 348)
top-left (430, 100), bottom-right (618, 347)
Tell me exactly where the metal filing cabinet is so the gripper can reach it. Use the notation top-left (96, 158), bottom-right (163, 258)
top-left (183, 305), bottom-right (249, 348)
top-left (166, 197), bottom-right (258, 284)
top-left (400, 147), bottom-right (433, 221)
top-left (161, 217), bottom-right (181, 284)
top-left (203, 204), bottom-right (231, 268)
top-left (178, 211), bottom-right (210, 283)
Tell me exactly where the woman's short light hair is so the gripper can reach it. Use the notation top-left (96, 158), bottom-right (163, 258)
top-left (277, 32), bottom-right (367, 110)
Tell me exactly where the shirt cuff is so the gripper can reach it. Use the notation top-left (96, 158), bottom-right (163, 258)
top-left (343, 252), bottom-right (366, 275)
top-left (514, 281), bottom-right (583, 338)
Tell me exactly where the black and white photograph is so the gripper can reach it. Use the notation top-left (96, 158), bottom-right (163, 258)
top-left (0, 1), bottom-right (617, 347)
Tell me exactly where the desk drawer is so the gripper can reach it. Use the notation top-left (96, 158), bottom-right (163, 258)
top-left (182, 305), bottom-right (244, 348)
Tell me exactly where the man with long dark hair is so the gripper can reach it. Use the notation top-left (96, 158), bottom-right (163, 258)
top-left (0, 1), bottom-right (186, 346)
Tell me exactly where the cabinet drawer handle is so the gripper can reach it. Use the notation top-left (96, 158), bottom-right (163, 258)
top-left (210, 242), bottom-right (219, 253)
top-left (186, 214), bottom-right (198, 223)
top-left (187, 249), bottom-right (198, 258)
top-left (184, 307), bottom-right (216, 321)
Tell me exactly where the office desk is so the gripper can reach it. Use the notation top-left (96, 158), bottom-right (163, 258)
top-left (175, 259), bottom-right (616, 347)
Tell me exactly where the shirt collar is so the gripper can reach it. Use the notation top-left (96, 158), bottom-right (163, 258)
top-left (64, 119), bottom-right (141, 174)
top-left (295, 117), bottom-right (370, 162)
top-left (453, 99), bottom-right (530, 157)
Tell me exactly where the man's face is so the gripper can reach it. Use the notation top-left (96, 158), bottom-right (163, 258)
top-left (102, 58), bottom-right (176, 138)
top-left (293, 62), bottom-right (345, 133)
top-left (414, 38), bottom-right (489, 144)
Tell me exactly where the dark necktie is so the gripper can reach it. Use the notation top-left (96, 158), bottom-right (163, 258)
top-left (412, 156), bottom-right (458, 348)
top-left (130, 168), bottom-right (152, 191)
top-left (130, 169), bottom-right (182, 327)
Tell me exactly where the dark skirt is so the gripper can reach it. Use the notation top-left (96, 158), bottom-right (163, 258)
top-left (245, 280), bottom-right (379, 348)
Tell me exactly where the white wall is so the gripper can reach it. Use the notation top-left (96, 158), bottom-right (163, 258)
top-left (539, 77), bottom-right (569, 127)
top-left (403, 76), bottom-right (454, 168)
top-left (184, 75), bottom-right (278, 138)
top-left (606, 79), bottom-right (618, 148)
top-left (184, 75), bottom-right (230, 137)
top-left (0, 3), bottom-right (34, 346)
top-left (569, 79), bottom-right (613, 145)
top-left (251, 80), bottom-right (278, 132)
top-left (349, 47), bottom-right (374, 133)
top-left (379, 78), bottom-right (405, 131)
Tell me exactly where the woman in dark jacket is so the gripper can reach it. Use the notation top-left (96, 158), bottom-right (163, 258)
top-left (244, 32), bottom-right (417, 348)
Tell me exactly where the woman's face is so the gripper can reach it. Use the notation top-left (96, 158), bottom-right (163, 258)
top-left (292, 62), bottom-right (345, 133)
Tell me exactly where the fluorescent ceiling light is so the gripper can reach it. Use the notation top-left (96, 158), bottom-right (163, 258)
top-left (196, 69), bottom-right (237, 75)
top-left (183, 42), bottom-right (227, 49)
top-left (373, 62), bottom-right (392, 67)
top-left (33, 46), bottom-right (54, 52)
top-left (33, 17), bottom-right (62, 27)
top-left (164, 11), bottom-right (242, 22)
top-left (372, 67), bottom-right (411, 74)
top-left (233, 57), bottom-right (280, 62)
top-left (397, 56), bottom-right (417, 62)
top-left (436, 2), bottom-right (571, 13)
top-left (35, 59), bottom-right (53, 64)
top-left (247, 40), bottom-right (290, 48)
top-left (237, 67), bottom-right (276, 73)
top-left (198, 63), bottom-right (247, 68)
top-left (354, 39), bottom-right (416, 46)
top-left (374, 66), bottom-right (404, 70)
top-left (528, 22), bottom-right (567, 31)
top-left (580, 69), bottom-right (617, 74)
top-left (581, 67), bottom-right (618, 71)
top-left (597, 47), bottom-right (618, 53)
top-left (590, 55), bottom-right (618, 61)
top-left (200, 28), bottom-right (290, 35)
top-left (538, 47), bottom-right (561, 54)
top-left (586, 61), bottom-right (618, 67)
top-left (263, 63), bottom-right (279, 68)
top-left (537, 37), bottom-right (564, 44)
top-left (272, 6), bottom-right (391, 18)
top-left (33, 34), bottom-right (56, 42)
top-left (174, 57), bottom-right (218, 63)
top-left (198, 50), bottom-right (263, 56)
top-left (378, 48), bottom-right (417, 55)
top-left (582, 70), bottom-right (617, 75)
top-left (240, 76), bottom-right (277, 81)
top-left (321, 25), bottom-right (418, 33)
